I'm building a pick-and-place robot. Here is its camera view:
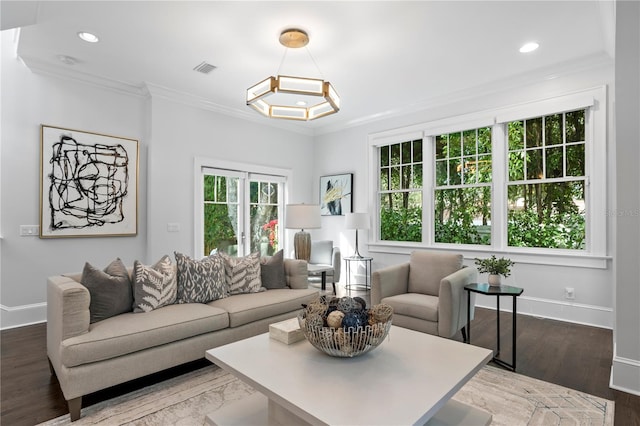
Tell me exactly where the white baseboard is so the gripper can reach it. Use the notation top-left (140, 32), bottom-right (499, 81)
top-left (0, 303), bottom-right (47, 330)
top-left (610, 355), bottom-right (640, 396)
top-left (475, 294), bottom-right (613, 329)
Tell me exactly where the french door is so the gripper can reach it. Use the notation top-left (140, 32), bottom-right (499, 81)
top-left (201, 167), bottom-right (285, 258)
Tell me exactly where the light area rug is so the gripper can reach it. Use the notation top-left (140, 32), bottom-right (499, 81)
top-left (40, 364), bottom-right (614, 426)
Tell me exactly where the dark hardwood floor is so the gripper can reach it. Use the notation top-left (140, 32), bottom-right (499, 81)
top-left (2, 295), bottom-right (639, 425)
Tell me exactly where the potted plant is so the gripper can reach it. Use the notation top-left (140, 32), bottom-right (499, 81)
top-left (474, 255), bottom-right (514, 286)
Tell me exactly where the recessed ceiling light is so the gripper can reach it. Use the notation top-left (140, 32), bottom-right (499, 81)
top-left (77, 32), bottom-right (99, 43)
top-left (519, 42), bottom-right (539, 53)
top-left (296, 100), bottom-right (307, 106)
top-left (57, 55), bottom-right (77, 65)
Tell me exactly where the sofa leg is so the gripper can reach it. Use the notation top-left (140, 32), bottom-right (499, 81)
top-left (68, 397), bottom-right (82, 422)
top-left (461, 326), bottom-right (468, 343)
top-left (48, 358), bottom-right (56, 376)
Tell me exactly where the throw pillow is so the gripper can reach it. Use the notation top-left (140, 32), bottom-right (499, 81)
top-left (175, 252), bottom-right (227, 303)
top-left (260, 249), bottom-right (286, 289)
top-left (132, 255), bottom-right (177, 313)
top-left (81, 258), bottom-right (133, 323)
top-left (219, 252), bottom-right (264, 295)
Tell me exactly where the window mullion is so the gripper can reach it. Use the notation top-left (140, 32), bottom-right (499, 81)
top-left (492, 124), bottom-right (508, 250)
top-left (424, 135), bottom-right (434, 244)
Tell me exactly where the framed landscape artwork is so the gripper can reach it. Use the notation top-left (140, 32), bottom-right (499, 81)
top-left (40, 125), bottom-right (139, 238)
top-left (320, 173), bottom-right (353, 216)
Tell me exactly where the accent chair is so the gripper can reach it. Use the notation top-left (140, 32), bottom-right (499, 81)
top-left (307, 240), bottom-right (341, 293)
top-left (371, 250), bottom-right (476, 340)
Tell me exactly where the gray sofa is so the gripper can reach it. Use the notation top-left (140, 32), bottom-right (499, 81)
top-left (47, 258), bottom-right (318, 421)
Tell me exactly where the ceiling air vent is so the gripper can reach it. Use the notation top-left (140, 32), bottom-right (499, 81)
top-left (193, 61), bottom-right (217, 74)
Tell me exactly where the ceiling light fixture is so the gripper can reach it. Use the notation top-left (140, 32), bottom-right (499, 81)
top-left (77, 31), bottom-right (99, 43)
top-left (246, 28), bottom-right (340, 121)
top-left (519, 42), bottom-right (539, 53)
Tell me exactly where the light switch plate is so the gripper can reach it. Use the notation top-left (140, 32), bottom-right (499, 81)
top-left (20, 225), bottom-right (40, 236)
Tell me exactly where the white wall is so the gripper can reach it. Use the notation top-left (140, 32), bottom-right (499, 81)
top-left (0, 31), bottom-right (148, 328)
top-left (611, 0), bottom-right (640, 396)
top-left (144, 95), bottom-right (315, 263)
top-left (0, 30), bottom-right (315, 329)
top-left (314, 63), bottom-right (617, 330)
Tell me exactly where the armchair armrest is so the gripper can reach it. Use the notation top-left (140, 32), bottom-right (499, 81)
top-left (437, 266), bottom-right (477, 338)
top-left (284, 258), bottom-right (309, 289)
top-left (371, 262), bottom-right (410, 305)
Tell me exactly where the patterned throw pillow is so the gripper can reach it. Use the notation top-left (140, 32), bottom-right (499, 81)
top-left (132, 255), bottom-right (177, 313)
top-left (81, 258), bottom-right (133, 323)
top-left (219, 252), bottom-right (264, 295)
top-left (175, 252), bottom-right (227, 303)
top-left (260, 249), bottom-right (286, 289)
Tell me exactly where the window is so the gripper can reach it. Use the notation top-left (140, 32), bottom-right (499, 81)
top-left (506, 110), bottom-right (586, 249)
top-left (368, 87), bottom-right (606, 262)
top-left (378, 139), bottom-right (423, 242)
top-left (434, 127), bottom-right (492, 245)
top-left (196, 159), bottom-right (289, 258)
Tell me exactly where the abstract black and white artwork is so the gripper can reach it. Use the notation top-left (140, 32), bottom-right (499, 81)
top-left (40, 125), bottom-right (138, 237)
top-left (320, 173), bottom-right (352, 216)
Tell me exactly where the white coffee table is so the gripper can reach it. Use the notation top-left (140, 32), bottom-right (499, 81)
top-left (205, 326), bottom-right (492, 426)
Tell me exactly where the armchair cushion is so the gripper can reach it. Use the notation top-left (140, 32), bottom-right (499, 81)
top-left (308, 240), bottom-right (341, 283)
top-left (408, 251), bottom-right (463, 296)
top-left (309, 240), bottom-right (333, 265)
top-left (381, 293), bottom-right (438, 322)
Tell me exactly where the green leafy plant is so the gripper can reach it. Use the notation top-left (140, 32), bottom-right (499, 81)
top-left (474, 255), bottom-right (515, 277)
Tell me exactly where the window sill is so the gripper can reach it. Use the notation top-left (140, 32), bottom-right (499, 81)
top-left (368, 242), bottom-right (611, 269)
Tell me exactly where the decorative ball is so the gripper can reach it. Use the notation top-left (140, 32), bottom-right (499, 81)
top-left (353, 297), bottom-right (367, 310)
top-left (306, 313), bottom-right (324, 329)
top-left (370, 304), bottom-right (394, 323)
top-left (337, 297), bottom-right (359, 313)
top-left (327, 310), bottom-right (345, 328)
top-left (342, 312), bottom-right (367, 331)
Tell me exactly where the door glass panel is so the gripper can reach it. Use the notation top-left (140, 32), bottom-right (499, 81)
top-left (250, 180), bottom-right (280, 256)
top-left (203, 175), bottom-right (239, 256)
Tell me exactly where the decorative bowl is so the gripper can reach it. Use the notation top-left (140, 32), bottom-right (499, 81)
top-left (297, 296), bottom-right (393, 358)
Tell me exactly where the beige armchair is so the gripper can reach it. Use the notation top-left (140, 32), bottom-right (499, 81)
top-left (308, 240), bottom-right (341, 292)
top-left (371, 251), bottom-right (476, 340)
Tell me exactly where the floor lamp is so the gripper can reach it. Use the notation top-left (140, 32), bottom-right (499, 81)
top-left (345, 212), bottom-right (370, 258)
top-left (285, 204), bottom-right (321, 262)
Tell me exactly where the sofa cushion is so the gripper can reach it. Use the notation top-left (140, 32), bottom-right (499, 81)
top-left (132, 255), bottom-right (177, 313)
top-left (60, 303), bottom-right (229, 367)
top-left (220, 252), bottom-right (264, 295)
top-left (381, 293), bottom-right (439, 322)
top-left (81, 258), bottom-right (133, 323)
top-left (260, 250), bottom-right (286, 289)
top-left (175, 252), bottom-right (227, 303)
top-left (208, 288), bottom-right (318, 328)
top-left (408, 251), bottom-right (463, 296)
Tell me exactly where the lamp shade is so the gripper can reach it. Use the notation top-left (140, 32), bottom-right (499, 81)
top-left (345, 213), bottom-right (370, 230)
top-left (285, 204), bottom-right (321, 230)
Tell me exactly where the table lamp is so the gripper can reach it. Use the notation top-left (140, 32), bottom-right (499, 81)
top-left (345, 212), bottom-right (370, 258)
top-left (285, 204), bottom-right (321, 262)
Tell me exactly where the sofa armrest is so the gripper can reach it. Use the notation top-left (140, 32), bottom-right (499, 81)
top-left (437, 266), bottom-right (477, 338)
top-left (371, 262), bottom-right (410, 305)
top-left (331, 247), bottom-right (341, 282)
top-left (47, 275), bottom-right (90, 369)
top-left (284, 258), bottom-right (309, 289)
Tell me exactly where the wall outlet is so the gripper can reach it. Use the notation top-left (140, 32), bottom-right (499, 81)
top-left (565, 287), bottom-right (575, 300)
top-left (19, 225), bottom-right (40, 236)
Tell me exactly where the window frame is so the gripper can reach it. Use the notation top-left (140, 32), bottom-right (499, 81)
top-left (368, 86), bottom-right (608, 268)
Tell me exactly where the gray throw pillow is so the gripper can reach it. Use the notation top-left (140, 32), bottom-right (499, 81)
top-left (260, 250), bottom-right (286, 289)
top-left (81, 258), bottom-right (133, 323)
top-left (220, 252), bottom-right (264, 295)
top-left (132, 255), bottom-right (177, 313)
top-left (175, 252), bottom-right (227, 303)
